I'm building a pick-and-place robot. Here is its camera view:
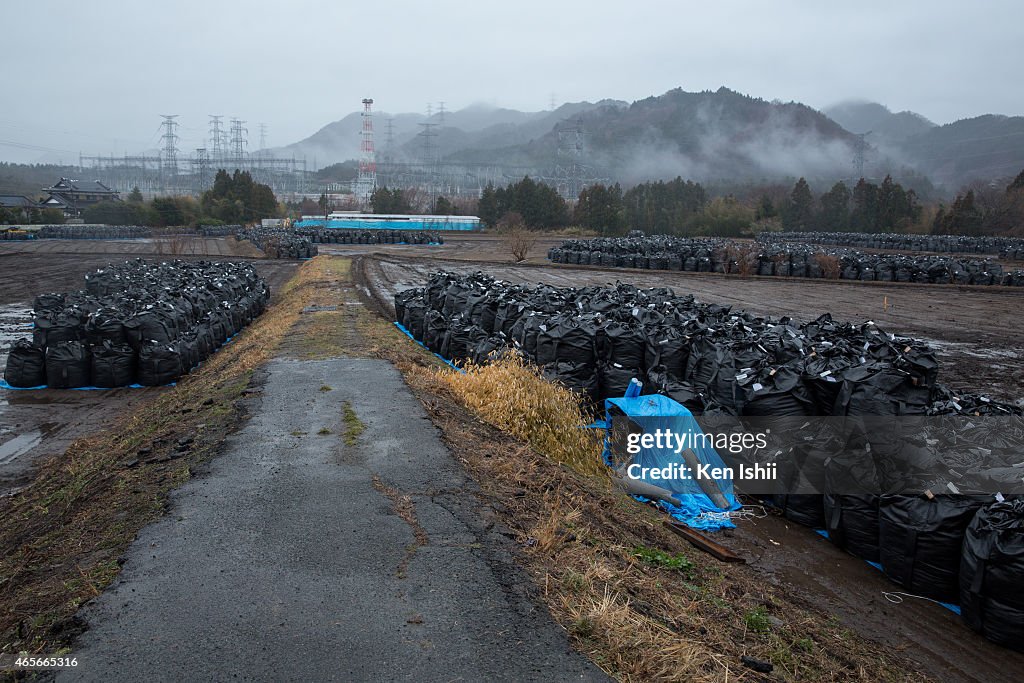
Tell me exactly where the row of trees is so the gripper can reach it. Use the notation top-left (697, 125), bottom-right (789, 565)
top-left (571, 178), bottom-right (754, 236)
top-left (367, 186), bottom-right (465, 216)
top-left (478, 177), bottom-right (569, 230)
top-left (782, 176), bottom-right (922, 233)
top-left (82, 171), bottom-right (281, 227)
top-left (933, 171), bottom-right (1024, 236)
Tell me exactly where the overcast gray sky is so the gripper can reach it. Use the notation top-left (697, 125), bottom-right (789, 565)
top-left (2, 0), bottom-right (1021, 164)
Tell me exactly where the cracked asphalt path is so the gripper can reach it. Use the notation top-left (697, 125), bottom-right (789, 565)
top-left (61, 358), bottom-right (606, 682)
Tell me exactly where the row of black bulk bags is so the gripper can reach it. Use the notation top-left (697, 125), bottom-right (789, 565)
top-left (397, 272), bottom-right (1015, 420)
top-left (37, 225), bottom-right (151, 239)
top-left (236, 228), bottom-right (318, 259)
top-left (296, 228), bottom-right (443, 245)
top-left (197, 224), bottom-right (242, 237)
top-left (5, 260), bottom-right (268, 388)
top-left (549, 236), bottom-right (1024, 286)
top-left (760, 231), bottom-right (1024, 257)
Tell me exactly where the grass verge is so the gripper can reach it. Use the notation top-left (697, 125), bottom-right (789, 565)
top-left (0, 256), bottom-right (335, 656)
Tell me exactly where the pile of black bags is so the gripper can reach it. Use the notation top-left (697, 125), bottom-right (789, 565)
top-left (548, 236), bottom-right (1024, 286)
top-left (236, 228), bottom-right (317, 259)
top-left (295, 228), bottom-right (442, 245)
top-left (395, 271), bottom-right (1024, 649)
top-left (760, 231), bottom-right (1024, 259)
top-left (197, 224), bottom-right (242, 237)
top-left (38, 225), bottom-right (151, 239)
top-left (3, 259), bottom-right (269, 388)
top-left (395, 271), bottom-right (1018, 415)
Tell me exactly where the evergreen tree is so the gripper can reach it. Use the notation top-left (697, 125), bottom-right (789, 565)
top-left (782, 178), bottom-right (814, 230)
top-left (432, 196), bottom-right (456, 215)
top-left (818, 181), bottom-right (851, 231)
top-left (850, 179), bottom-right (880, 232)
top-left (574, 183), bottom-right (625, 235)
top-left (127, 186), bottom-right (144, 203)
top-left (478, 183), bottom-right (500, 228)
top-left (755, 195), bottom-right (777, 220)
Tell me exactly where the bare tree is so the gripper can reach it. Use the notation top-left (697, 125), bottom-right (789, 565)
top-left (497, 212), bottom-right (536, 263)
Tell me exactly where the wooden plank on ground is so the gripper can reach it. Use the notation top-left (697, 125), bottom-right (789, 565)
top-left (663, 520), bottom-right (746, 563)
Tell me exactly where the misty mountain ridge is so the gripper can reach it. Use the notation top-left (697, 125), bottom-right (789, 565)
top-left (280, 88), bottom-right (1024, 193)
top-left (824, 100), bottom-right (936, 143)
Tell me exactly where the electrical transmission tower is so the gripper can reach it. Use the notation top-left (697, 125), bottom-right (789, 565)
top-left (355, 98), bottom-right (377, 205)
top-left (259, 123), bottom-right (268, 153)
top-left (417, 120), bottom-right (439, 207)
top-left (853, 132), bottom-right (871, 180)
top-left (437, 101), bottom-right (446, 127)
top-left (209, 115), bottom-right (224, 159)
top-left (547, 117), bottom-right (608, 200)
top-left (159, 115), bottom-right (179, 177)
top-left (229, 118), bottom-right (248, 166)
top-left (193, 147), bottom-right (210, 194)
top-left (555, 117), bottom-right (585, 199)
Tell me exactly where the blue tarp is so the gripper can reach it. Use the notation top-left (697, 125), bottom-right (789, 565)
top-left (601, 392), bottom-right (741, 531)
top-left (393, 322), bottom-right (464, 373)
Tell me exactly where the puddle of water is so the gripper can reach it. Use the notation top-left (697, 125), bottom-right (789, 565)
top-left (0, 429), bottom-right (42, 466)
top-left (927, 339), bottom-right (1022, 361)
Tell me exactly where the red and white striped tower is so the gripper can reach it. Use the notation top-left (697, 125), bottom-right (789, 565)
top-left (355, 98), bottom-right (376, 204)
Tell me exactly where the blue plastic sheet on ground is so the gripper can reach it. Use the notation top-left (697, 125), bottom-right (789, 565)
top-left (602, 392), bottom-right (740, 531)
top-left (393, 321), bottom-right (465, 373)
top-left (812, 528), bottom-right (961, 615)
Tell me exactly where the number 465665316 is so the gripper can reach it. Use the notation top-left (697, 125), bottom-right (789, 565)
top-left (0, 654), bottom-right (79, 669)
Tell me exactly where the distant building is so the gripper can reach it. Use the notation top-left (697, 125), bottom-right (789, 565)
top-left (0, 194), bottom-right (41, 221)
top-left (41, 178), bottom-right (120, 218)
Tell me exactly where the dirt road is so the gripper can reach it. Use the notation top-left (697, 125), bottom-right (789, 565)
top-left (60, 357), bottom-right (606, 682)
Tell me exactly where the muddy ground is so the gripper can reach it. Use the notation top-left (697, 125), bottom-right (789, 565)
top-left (2, 236), bottom-right (1023, 681)
top-left (0, 239), bottom-right (298, 497)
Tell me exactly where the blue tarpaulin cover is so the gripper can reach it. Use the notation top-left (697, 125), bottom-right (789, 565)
top-left (601, 391), bottom-right (741, 531)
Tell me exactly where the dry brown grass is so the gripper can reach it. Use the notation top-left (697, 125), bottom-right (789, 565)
top-left (0, 256), bottom-right (334, 655)
top-left (437, 354), bottom-right (605, 477)
top-left (725, 243), bottom-right (759, 276)
top-left (814, 253), bottom-right (841, 279)
top-left (400, 360), bottom-right (929, 683)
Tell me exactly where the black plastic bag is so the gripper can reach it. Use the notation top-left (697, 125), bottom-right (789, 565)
top-left (46, 341), bottom-right (91, 388)
top-left (960, 499), bottom-right (1024, 651)
top-left (91, 341), bottom-right (137, 388)
top-left (879, 494), bottom-right (986, 603)
top-left (4, 339), bottom-right (46, 387)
